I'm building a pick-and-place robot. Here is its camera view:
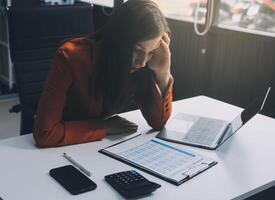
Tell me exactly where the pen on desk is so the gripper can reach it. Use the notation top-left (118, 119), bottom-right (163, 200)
top-left (63, 153), bottom-right (91, 177)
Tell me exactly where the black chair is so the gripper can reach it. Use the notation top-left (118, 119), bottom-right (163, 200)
top-left (8, 3), bottom-right (94, 135)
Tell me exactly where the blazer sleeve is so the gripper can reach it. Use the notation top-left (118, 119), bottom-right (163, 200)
top-left (33, 49), bottom-right (106, 148)
top-left (134, 69), bottom-right (173, 130)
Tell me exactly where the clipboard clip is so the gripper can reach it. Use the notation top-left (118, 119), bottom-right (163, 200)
top-left (182, 162), bottom-right (210, 178)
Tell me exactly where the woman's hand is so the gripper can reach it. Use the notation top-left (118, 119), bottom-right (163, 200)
top-left (103, 115), bottom-right (138, 135)
top-left (148, 32), bottom-right (171, 75)
top-left (147, 33), bottom-right (172, 95)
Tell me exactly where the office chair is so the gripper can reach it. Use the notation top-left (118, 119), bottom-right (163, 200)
top-left (8, 3), bottom-right (94, 135)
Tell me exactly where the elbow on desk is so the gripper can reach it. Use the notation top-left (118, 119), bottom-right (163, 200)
top-left (33, 134), bottom-right (48, 148)
top-left (146, 109), bottom-right (171, 131)
top-left (33, 124), bottom-right (64, 148)
top-left (33, 130), bottom-right (55, 148)
top-left (148, 118), bottom-right (168, 131)
top-left (151, 125), bottom-right (164, 131)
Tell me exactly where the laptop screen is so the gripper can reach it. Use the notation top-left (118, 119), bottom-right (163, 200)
top-left (218, 87), bottom-right (271, 146)
top-left (241, 87), bottom-right (271, 124)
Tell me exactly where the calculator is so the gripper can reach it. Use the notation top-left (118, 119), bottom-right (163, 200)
top-left (105, 170), bottom-right (161, 198)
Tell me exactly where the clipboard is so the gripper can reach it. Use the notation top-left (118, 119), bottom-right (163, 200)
top-left (99, 134), bottom-right (217, 185)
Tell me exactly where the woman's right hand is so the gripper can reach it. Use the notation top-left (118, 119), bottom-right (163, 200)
top-left (103, 115), bottom-right (138, 135)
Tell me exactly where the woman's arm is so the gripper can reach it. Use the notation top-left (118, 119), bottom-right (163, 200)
top-left (134, 68), bottom-right (173, 130)
top-left (135, 32), bottom-right (173, 130)
top-left (33, 49), bottom-right (106, 148)
top-left (148, 33), bottom-right (172, 96)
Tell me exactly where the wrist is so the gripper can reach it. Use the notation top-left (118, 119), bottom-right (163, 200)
top-left (154, 71), bottom-right (172, 96)
top-left (155, 70), bottom-right (171, 83)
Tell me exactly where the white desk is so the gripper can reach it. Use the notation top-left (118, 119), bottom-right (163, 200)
top-left (1, 96), bottom-right (275, 200)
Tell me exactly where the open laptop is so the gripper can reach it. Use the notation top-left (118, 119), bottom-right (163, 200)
top-left (157, 87), bottom-right (271, 150)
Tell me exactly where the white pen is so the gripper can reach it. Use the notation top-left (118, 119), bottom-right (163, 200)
top-left (63, 153), bottom-right (91, 177)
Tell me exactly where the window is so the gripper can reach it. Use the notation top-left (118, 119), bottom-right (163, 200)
top-left (151, 0), bottom-right (208, 23)
top-left (150, 0), bottom-right (275, 36)
top-left (218, 0), bottom-right (275, 34)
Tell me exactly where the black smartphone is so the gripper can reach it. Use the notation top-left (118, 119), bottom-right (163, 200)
top-left (49, 165), bottom-right (97, 195)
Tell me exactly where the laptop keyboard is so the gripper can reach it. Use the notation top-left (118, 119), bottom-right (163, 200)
top-left (183, 118), bottom-right (226, 145)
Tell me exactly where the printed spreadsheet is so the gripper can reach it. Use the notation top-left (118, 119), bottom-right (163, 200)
top-left (118, 139), bottom-right (202, 176)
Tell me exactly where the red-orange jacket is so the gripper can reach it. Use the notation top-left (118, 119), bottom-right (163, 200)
top-left (33, 37), bottom-right (173, 147)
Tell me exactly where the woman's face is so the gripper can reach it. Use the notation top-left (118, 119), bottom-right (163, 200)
top-left (131, 36), bottom-right (162, 73)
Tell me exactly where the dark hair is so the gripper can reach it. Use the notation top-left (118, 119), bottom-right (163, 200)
top-left (92, 0), bottom-right (170, 112)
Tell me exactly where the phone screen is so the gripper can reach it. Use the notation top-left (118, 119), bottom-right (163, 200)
top-left (49, 165), bottom-right (97, 195)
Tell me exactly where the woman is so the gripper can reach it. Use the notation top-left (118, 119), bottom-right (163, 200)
top-left (33, 0), bottom-right (173, 147)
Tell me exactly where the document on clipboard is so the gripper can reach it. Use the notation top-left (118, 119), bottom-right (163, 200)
top-left (99, 134), bottom-right (217, 185)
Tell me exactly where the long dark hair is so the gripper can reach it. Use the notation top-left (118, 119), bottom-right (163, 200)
top-left (92, 0), bottom-right (170, 111)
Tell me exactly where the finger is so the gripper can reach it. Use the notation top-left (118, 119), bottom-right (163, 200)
top-left (160, 39), bottom-right (170, 56)
top-left (124, 126), bottom-right (138, 133)
top-left (126, 129), bottom-right (138, 134)
top-left (117, 116), bottom-right (127, 121)
top-left (104, 114), bottom-right (117, 121)
top-left (126, 121), bottom-right (138, 127)
top-left (130, 124), bottom-right (138, 128)
top-left (162, 32), bottom-right (170, 46)
top-left (115, 116), bottom-right (130, 123)
top-left (110, 116), bottom-right (129, 124)
top-left (122, 121), bottom-right (138, 128)
top-left (107, 115), bottom-right (123, 122)
top-left (126, 126), bottom-right (138, 131)
top-left (118, 118), bottom-right (137, 126)
top-left (123, 123), bottom-right (138, 129)
top-left (116, 126), bottom-right (137, 134)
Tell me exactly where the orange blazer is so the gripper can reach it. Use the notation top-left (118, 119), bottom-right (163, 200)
top-left (33, 37), bottom-right (173, 147)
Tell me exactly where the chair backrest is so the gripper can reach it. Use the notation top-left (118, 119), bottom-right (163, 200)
top-left (8, 3), bottom-right (94, 135)
top-left (10, 0), bottom-right (39, 8)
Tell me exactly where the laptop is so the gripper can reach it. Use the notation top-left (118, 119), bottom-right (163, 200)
top-left (157, 87), bottom-right (271, 150)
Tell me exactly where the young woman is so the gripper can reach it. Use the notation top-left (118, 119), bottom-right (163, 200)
top-left (33, 0), bottom-right (173, 147)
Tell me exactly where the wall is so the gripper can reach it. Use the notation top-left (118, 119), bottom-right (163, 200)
top-left (168, 19), bottom-right (275, 118)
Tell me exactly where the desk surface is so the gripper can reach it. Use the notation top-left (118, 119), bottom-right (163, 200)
top-left (1, 96), bottom-right (275, 200)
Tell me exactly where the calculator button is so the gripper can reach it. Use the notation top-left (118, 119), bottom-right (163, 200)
top-left (105, 170), bottom-right (161, 198)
